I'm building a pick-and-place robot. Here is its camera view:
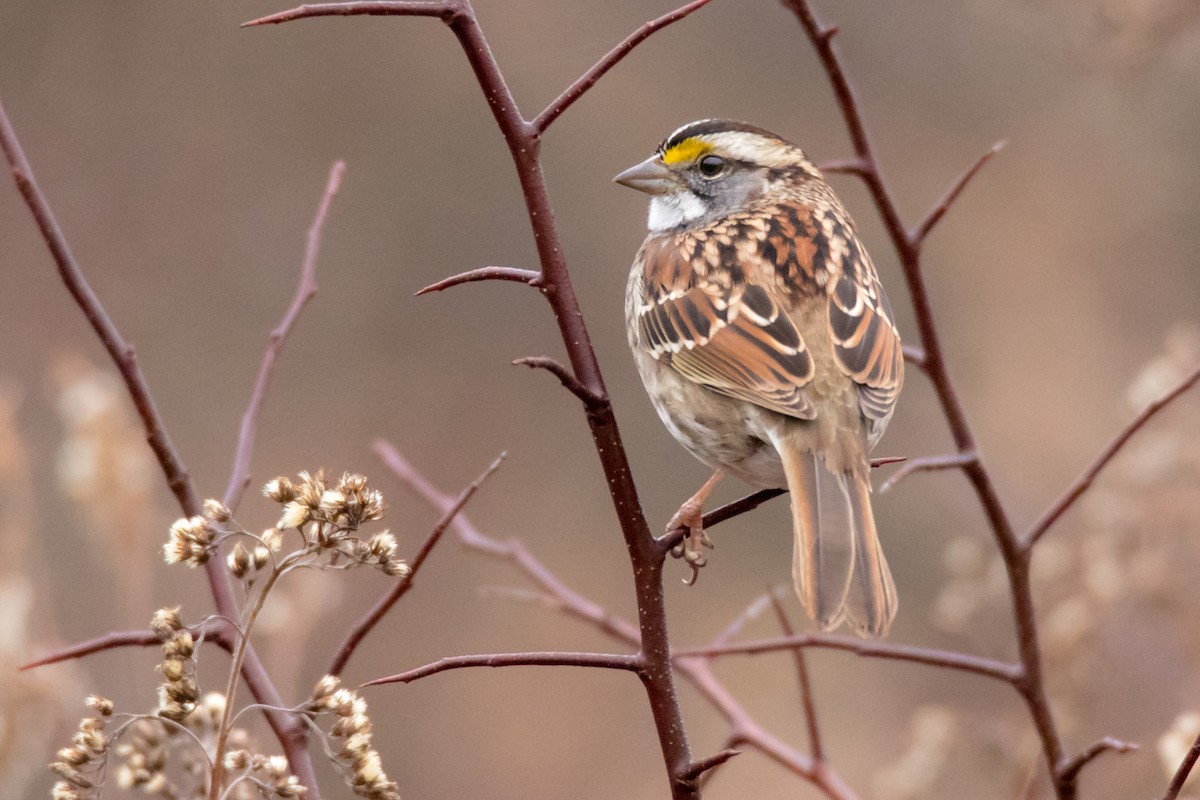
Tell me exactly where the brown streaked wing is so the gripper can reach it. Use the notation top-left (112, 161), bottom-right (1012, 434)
top-left (635, 239), bottom-right (816, 420)
top-left (826, 233), bottom-right (904, 423)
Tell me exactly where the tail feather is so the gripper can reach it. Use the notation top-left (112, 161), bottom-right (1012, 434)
top-left (775, 434), bottom-right (897, 637)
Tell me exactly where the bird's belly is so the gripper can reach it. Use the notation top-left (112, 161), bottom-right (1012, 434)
top-left (639, 356), bottom-right (786, 489)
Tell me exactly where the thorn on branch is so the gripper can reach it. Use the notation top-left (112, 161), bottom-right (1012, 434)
top-left (817, 24), bottom-right (838, 42)
top-left (879, 452), bottom-right (977, 494)
top-left (818, 157), bottom-right (870, 176)
top-left (910, 140), bottom-right (1005, 247)
top-left (680, 748), bottom-right (741, 782)
top-left (415, 266), bottom-right (541, 296)
top-left (902, 344), bottom-right (928, 370)
top-left (513, 356), bottom-right (605, 409)
top-left (1058, 737), bottom-right (1137, 784)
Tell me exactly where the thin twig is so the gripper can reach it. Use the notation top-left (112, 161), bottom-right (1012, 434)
top-left (677, 632), bottom-right (1020, 683)
top-left (363, 651), bottom-right (643, 686)
top-left (326, 452), bottom-right (505, 676)
top-left (243, 0), bottom-right (450, 27)
top-left (708, 591), bottom-right (773, 649)
top-left (879, 452), bottom-right (977, 494)
top-left (20, 624), bottom-right (232, 670)
top-left (531, 0), bottom-right (714, 134)
top-left (1025, 363), bottom-right (1200, 548)
top-left (1058, 737), bottom-right (1137, 785)
top-left (767, 591), bottom-right (824, 763)
top-left (512, 356), bottom-right (606, 409)
top-left (1162, 728), bottom-right (1200, 800)
top-left (223, 160), bottom-right (346, 511)
top-left (910, 142), bottom-right (1005, 246)
top-left (415, 265), bottom-right (541, 296)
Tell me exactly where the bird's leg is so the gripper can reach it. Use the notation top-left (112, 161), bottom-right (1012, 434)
top-left (667, 469), bottom-right (725, 584)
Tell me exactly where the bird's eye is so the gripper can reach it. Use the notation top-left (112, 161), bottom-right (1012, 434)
top-left (697, 154), bottom-right (726, 178)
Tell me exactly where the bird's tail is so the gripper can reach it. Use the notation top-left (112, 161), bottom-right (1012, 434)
top-left (774, 434), bottom-right (897, 637)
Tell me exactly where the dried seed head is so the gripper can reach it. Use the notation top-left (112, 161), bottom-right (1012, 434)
top-left (228, 542), bottom-right (251, 579)
top-left (264, 476), bottom-right (297, 503)
top-left (260, 528), bottom-right (284, 551)
top-left (253, 545), bottom-right (271, 571)
top-left (203, 498), bottom-right (232, 523)
top-left (163, 515), bottom-right (215, 567)
top-left (151, 607), bottom-right (184, 638)
top-left (85, 695), bottom-right (114, 718)
top-left (278, 501), bottom-right (310, 530)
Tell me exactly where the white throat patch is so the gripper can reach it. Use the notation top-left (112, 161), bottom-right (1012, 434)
top-left (648, 192), bottom-right (706, 231)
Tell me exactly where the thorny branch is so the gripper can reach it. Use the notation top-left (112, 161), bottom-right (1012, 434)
top-left (782, 0), bottom-right (1197, 797)
top-left (246, 2), bottom-right (716, 797)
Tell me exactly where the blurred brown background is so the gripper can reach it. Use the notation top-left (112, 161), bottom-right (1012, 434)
top-left (3, 1), bottom-right (1200, 798)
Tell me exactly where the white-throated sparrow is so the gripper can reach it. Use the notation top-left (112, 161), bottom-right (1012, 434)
top-left (616, 120), bottom-right (904, 637)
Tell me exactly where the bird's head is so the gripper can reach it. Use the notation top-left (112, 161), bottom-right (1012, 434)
top-left (614, 119), bottom-right (818, 231)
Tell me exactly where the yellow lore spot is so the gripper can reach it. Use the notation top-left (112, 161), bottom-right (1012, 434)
top-left (661, 137), bottom-right (712, 165)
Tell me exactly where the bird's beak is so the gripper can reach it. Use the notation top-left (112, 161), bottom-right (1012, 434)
top-left (613, 156), bottom-right (676, 196)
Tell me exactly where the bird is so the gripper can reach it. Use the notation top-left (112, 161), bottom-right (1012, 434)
top-left (615, 119), bottom-right (904, 637)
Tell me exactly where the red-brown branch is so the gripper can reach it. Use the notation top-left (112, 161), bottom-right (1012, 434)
top-left (327, 452), bottom-right (505, 677)
top-left (767, 592), bottom-right (825, 763)
top-left (1025, 363), bottom-right (1200, 548)
top-left (223, 160), bottom-right (345, 511)
top-left (0, 97), bottom-right (319, 794)
top-left (21, 623), bottom-right (233, 670)
top-left (1162, 729), bottom-right (1200, 800)
top-left (879, 452), bottom-right (977, 494)
top-left (677, 632), bottom-right (1020, 683)
top-left (415, 265), bottom-right (541, 296)
top-left (363, 651), bottom-right (643, 686)
top-left (779, 1), bottom-right (1069, 794)
top-left (531, 0), bottom-right (714, 135)
top-left (1059, 737), bottom-right (1137, 785)
top-left (512, 356), bottom-right (605, 409)
top-left (910, 142), bottom-right (1005, 247)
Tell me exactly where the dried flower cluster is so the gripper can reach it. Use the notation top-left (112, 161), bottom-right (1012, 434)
top-left (223, 751), bottom-right (307, 798)
top-left (265, 471), bottom-right (408, 577)
top-left (162, 499), bottom-right (230, 569)
top-left (310, 675), bottom-right (401, 800)
top-left (49, 696), bottom-right (113, 800)
top-left (151, 607), bottom-right (199, 722)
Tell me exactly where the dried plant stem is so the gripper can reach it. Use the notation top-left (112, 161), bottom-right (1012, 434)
top-left (209, 562), bottom-right (290, 800)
